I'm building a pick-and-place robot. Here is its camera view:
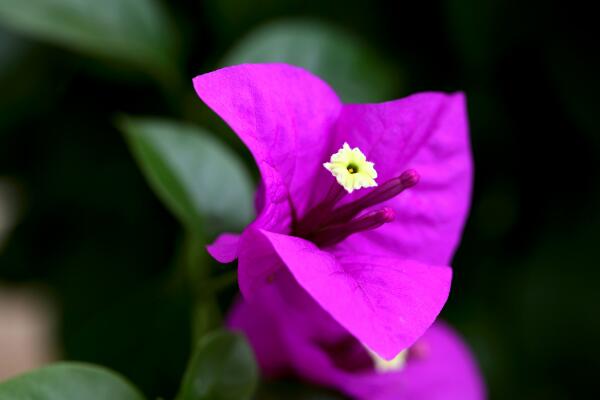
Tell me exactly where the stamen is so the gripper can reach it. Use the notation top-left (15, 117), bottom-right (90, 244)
top-left (310, 207), bottom-right (395, 248)
top-left (294, 145), bottom-right (419, 249)
top-left (325, 169), bottom-right (419, 226)
top-left (294, 181), bottom-right (346, 236)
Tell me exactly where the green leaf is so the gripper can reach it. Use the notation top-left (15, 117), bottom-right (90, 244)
top-left (222, 18), bottom-right (398, 103)
top-left (0, 0), bottom-right (178, 83)
top-left (118, 117), bottom-right (254, 237)
top-left (0, 27), bottom-right (26, 75)
top-left (177, 331), bottom-right (259, 400)
top-left (0, 362), bottom-right (145, 400)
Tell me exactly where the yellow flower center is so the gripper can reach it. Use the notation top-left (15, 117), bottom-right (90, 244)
top-left (323, 143), bottom-right (378, 193)
top-left (368, 348), bottom-right (408, 373)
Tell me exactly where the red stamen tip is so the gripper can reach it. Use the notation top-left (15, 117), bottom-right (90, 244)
top-left (400, 169), bottom-right (420, 188)
top-left (380, 207), bottom-right (396, 223)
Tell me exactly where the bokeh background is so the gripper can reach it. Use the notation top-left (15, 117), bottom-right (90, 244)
top-left (1, 0), bottom-right (598, 399)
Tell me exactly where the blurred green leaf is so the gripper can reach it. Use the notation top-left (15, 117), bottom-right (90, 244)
top-left (0, 363), bottom-right (145, 400)
top-left (192, 296), bottom-right (222, 339)
top-left (222, 19), bottom-right (398, 103)
top-left (257, 379), bottom-right (348, 400)
top-left (118, 117), bottom-right (254, 237)
top-left (176, 330), bottom-right (259, 400)
top-left (0, 27), bottom-right (26, 75)
top-left (0, 0), bottom-right (178, 83)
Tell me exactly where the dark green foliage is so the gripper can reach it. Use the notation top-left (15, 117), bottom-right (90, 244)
top-left (0, 363), bottom-right (145, 400)
top-left (176, 331), bottom-right (258, 400)
top-left (0, 0), bottom-right (597, 399)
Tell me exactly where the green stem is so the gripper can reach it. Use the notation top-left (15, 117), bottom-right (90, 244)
top-left (206, 270), bottom-right (238, 293)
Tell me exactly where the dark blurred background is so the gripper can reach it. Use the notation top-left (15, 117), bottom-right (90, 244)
top-left (0, 0), bottom-right (598, 399)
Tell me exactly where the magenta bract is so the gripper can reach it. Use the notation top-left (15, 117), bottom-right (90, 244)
top-left (193, 63), bottom-right (473, 359)
top-left (227, 271), bottom-right (485, 400)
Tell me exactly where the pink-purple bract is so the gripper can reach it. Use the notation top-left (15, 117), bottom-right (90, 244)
top-left (227, 270), bottom-right (485, 400)
top-left (193, 63), bottom-right (473, 360)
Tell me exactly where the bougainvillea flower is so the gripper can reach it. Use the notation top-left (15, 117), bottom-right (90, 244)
top-left (228, 272), bottom-right (485, 400)
top-left (193, 63), bottom-right (472, 359)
